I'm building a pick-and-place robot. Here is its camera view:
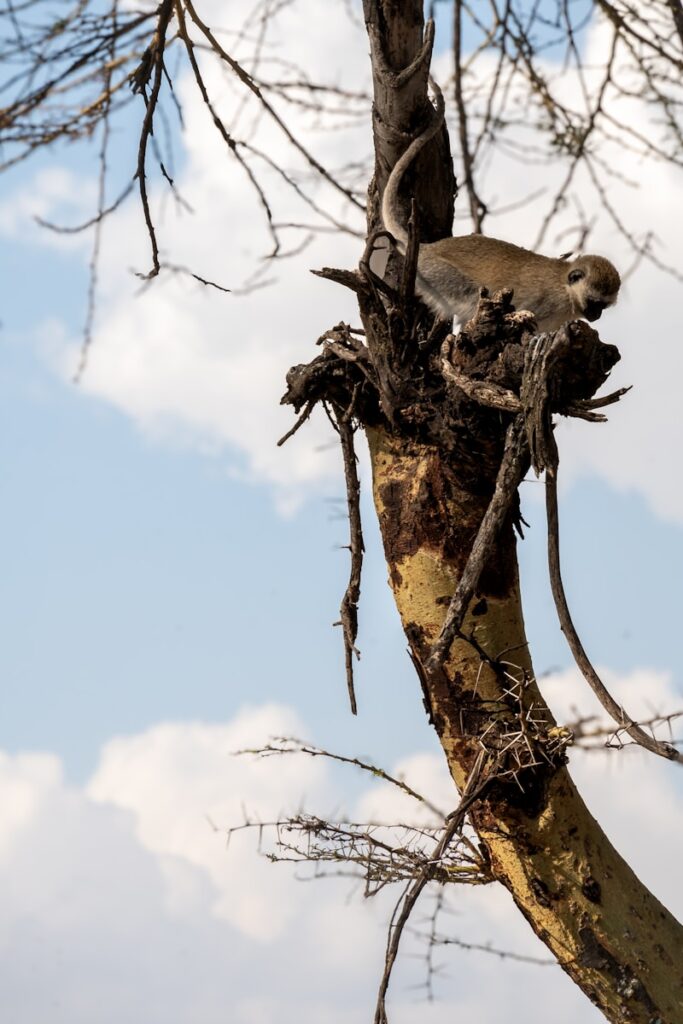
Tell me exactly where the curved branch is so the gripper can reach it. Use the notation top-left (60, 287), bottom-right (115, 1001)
top-left (545, 465), bottom-right (681, 763)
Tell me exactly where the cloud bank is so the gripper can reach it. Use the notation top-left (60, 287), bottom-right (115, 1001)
top-left (1, 681), bottom-right (682, 1023)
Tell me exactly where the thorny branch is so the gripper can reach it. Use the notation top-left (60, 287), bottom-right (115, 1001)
top-left (228, 720), bottom-right (579, 1010)
top-left (410, 906), bottom-right (556, 969)
top-left (231, 734), bottom-right (560, 1016)
top-left (230, 650), bottom-right (678, 1008)
top-left (237, 738), bottom-right (447, 819)
top-left (229, 738), bottom-right (488, 899)
top-left (567, 708), bottom-right (683, 752)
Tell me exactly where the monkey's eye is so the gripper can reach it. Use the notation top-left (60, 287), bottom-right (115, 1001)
top-left (568, 269), bottom-right (585, 284)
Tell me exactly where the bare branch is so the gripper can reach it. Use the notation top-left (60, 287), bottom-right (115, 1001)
top-left (331, 396), bottom-right (364, 715)
top-left (182, 0), bottom-right (365, 213)
top-left (546, 468), bottom-right (682, 764)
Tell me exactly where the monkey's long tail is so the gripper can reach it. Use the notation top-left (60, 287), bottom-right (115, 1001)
top-left (380, 76), bottom-right (446, 252)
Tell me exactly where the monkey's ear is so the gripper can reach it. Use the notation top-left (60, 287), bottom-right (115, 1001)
top-left (559, 251), bottom-right (574, 261)
top-left (568, 268), bottom-right (585, 284)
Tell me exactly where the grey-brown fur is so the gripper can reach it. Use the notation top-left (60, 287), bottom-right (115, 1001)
top-left (381, 81), bottom-right (621, 331)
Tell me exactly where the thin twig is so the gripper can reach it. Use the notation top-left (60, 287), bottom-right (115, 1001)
top-left (237, 738), bottom-right (446, 819)
top-left (132, 0), bottom-right (175, 278)
top-left (74, 0), bottom-right (118, 381)
top-left (182, 0), bottom-right (365, 212)
top-left (453, 0), bottom-right (487, 231)
top-left (174, 0), bottom-right (280, 256)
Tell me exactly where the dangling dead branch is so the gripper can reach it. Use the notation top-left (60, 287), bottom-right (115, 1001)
top-left (330, 397), bottom-right (364, 715)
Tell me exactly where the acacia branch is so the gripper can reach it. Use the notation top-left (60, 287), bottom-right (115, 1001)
top-left (546, 467), bottom-right (682, 763)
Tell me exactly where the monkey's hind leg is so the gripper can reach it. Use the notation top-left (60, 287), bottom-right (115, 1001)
top-left (414, 253), bottom-right (479, 322)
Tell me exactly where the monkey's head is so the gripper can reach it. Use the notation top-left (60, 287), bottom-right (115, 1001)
top-left (566, 255), bottom-right (621, 323)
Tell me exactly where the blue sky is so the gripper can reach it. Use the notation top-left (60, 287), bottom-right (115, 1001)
top-left (1, 2), bottom-right (682, 1021)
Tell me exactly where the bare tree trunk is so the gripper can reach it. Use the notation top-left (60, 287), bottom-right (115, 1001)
top-left (362, 3), bottom-right (683, 1021)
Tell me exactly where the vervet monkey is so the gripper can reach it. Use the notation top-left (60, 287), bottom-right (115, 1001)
top-left (381, 82), bottom-right (621, 332)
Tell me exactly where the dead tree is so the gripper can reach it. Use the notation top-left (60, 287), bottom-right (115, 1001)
top-left (3, 0), bottom-right (683, 1020)
top-left (280, 5), bottom-right (683, 1022)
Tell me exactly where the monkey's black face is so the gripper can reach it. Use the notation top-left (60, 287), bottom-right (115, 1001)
top-left (583, 298), bottom-right (608, 321)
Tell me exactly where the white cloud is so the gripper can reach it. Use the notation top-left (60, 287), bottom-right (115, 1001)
top-left (0, 750), bottom-right (64, 857)
top-left (0, 687), bottom-right (681, 1022)
top-left (0, 168), bottom-right (94, 244)
top-left (0, 705), bottom-right (384, 1024)
top-left (87, 703), bottom-right (327, 939)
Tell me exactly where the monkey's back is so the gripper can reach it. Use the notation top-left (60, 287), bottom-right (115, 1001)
top-left (422, 233), bottom-right (572, 329)
top-left (427, 234), bottom-right (560, 294)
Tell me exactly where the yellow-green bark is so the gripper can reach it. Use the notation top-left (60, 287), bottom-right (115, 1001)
top-left (368, 424), bottom-right (683, 1024)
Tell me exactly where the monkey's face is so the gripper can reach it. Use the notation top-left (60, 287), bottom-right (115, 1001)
top-left (567, 256), bottom-right (621, 323)
top-left (582, 297), bottom-right (608, 322)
